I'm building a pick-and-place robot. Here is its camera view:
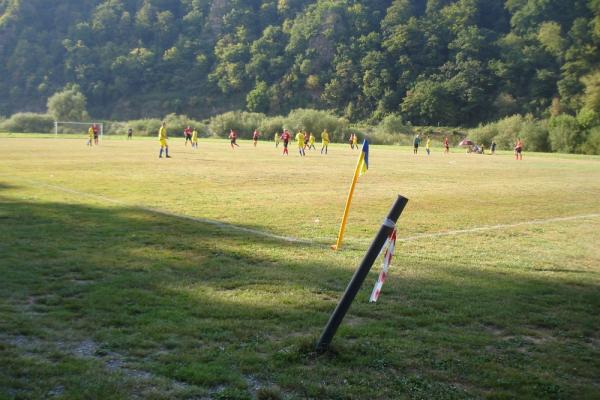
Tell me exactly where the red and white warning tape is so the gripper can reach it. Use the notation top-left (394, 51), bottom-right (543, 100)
top-left (369, 228), bottom-right (397, 303)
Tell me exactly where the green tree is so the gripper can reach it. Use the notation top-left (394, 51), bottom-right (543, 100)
top-left (46, 85), bottom-right (89, 121)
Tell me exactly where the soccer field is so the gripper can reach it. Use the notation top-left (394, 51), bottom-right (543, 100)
top-left (1, 135), bottom-right (599, 399)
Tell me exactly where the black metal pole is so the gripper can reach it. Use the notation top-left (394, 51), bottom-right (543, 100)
top-left (316, 195), bottom-right (408, 352)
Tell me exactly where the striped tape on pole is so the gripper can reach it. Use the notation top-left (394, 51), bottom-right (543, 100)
top-left (369, 228), bottom-right (397, 303)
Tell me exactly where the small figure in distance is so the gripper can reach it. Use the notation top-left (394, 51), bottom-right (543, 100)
top-left (192, 127), bottom-right (198, 149)
top-left (253, 128), bottom-right (260, 147)
top-left (348, 133), bottom-right (354, 149)
top-left (229, 129), bottom-right (239, 149)
top-left (352, 132), bottom-right (358, 150)
top-left (308, 132), bottom-right (316, 150)
top-left (184, 126), bottom-right (192, 146)
top-left (444, 136), bottom-right (450, 154)
top-left (321, 129), bottom-right (330, 154)
top-left (413, 134), bottom-right (421, 155)
top-left (127, 128), bottom-right (133, 140)
top-left (159, 122), bottom-right (171, 158)
top-left (274, 131), bottom-right (280, 148)
top-left (491, 141), bottom-right (497, 155)
top-left (87, 125), bottom-right (94, 147)
top-left (303, 129), bottom-right (310, 150)
top-left (296, 130), bottom-right (306, 157)
top-left (280, 129), bottom-right (291, 155)
top-left (425, 136), bottom-right (431, 155)
top-left (514, 138), bottom-right (523, 160)
top-left (93, 124), bottom-right (99, 145)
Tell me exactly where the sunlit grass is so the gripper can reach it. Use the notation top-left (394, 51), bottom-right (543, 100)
top-left (0, 135), bottom-right (599, 399)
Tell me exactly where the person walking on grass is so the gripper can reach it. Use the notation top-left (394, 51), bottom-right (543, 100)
top-left (352, 133), bottom-right (358, 150)
top-left (296, 130), bottom-right (306, 157)
top-left (281, 129), bottom-right (291, 155)
top-left (413, 134), bottom-right (421, 154)
top-left (229, 129), bottom-right (239, 149)
top-left (321, 129), bottom-right (330, 154)
top-left (159, 122), bottom-right (170, 158)
top-left (127, 128), bottom-right (133, 140)
top-left (426, 136), bottom-right (431, 155)
top-left (491, 141), bottom-right (497, 155)
top-left (303, 129), bottom-right (310, 150)
top-left (93, 124), bottom-right (99, 145)
top-left (184, 126), bottom-right (192, 146)
top-left (444, 136), bottom-right (450, 154)
top-left (274, 131), bottom-right (280, 148)
top-left (191, 128), bottom-right (198, 149)
top-left (308, 132), bottom-right (316, 150)
top-left (87, 125), bottom-right (94, 147)
top-left (514, 138), bottom-right (523, 160)
top-left (253, 129), bottom-right (260, 147)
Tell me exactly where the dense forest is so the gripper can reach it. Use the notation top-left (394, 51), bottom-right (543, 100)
top-left (0, 0), bottom-right (599, 126)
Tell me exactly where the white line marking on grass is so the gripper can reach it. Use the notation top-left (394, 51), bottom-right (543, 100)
top-left (18, 179), bottom-right (600, 246)
top-left (393, 213), bottom-right (600, 243)
top-left (27, 180), bottom-right (310, 244)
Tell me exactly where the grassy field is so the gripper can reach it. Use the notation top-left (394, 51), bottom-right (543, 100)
top-left (0, 135), bottom-right (599, 400)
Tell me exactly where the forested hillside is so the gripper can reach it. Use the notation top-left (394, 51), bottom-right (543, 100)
top-left (0, 0), bottom-right (598, 125)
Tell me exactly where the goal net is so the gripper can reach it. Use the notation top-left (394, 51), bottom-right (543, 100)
top-left (54, 121), bottom-right (104, 141)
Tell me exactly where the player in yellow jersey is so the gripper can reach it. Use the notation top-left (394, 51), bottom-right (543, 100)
top-left (321, 129), bottom-right (330, 154)
top-left (191, 128), bottom-right (198, 149)
top-left (351, 133), bottom-right (358, 150)
top-left (308, 133), bottom-right (316, 150)
top-left (87, 125), bottom-right (94, 147)
top-left (274, 131), bottom-right (280, 148)
top-left (425, 136), bottom-right (431, 155)
top-left (158, 122), bottom-right (171, 158)
top-left (296, 131), bottom-right (305, 156)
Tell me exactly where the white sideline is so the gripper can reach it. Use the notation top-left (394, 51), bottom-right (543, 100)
top-left (21, 179), bottom-right (600, 245)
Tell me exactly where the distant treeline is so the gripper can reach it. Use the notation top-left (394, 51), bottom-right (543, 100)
top-left (0, 0), bottom-right (599, 127)
top-left (2, 108), bottom-right (598, 154)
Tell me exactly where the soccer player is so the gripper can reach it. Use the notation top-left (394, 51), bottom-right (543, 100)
top-left (127, 128), bottom-right (133, 140)
top-left (296, 131), bottom-right (305, 156)
top-left (308, 133), bottom-right (316, 150)
top-left (321, 129), bottom-right (330, 154)
top-left (93, 124), bottom-right (99, 145)
top-left (303, 130), bottom-right (310, 149)
top-left (274, 131), bottom-right (280, 148)
top-left (184, 126), bottom-right (192, 146)
top-left (514, 138), bottom-right (523, 160)
top-left (281, 129), bottom-right (291, 155)
top-left (87, 125), bottom-right (94, 147)
top-left (352, 133), bottom-right (358, 150)
top-left (413, 134), bottom-right (420, 154)
top-left (159, 122), bottom-right (171, 158)
top-left (192, 128), bottom-right (198, 149)
top-left (491, 141), bottom-right (497, 154)
top-left (444, 136), bottom-right (450, 154)
top-left (229, 129), bottom-right (239, 149)
top-left (425, 136), bottom-right (431, 155)
top-left (252, 129), bottom-right (260, 147)
top-left (348, 133), bottom-right (354, 149)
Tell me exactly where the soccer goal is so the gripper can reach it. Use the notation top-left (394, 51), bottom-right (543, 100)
top-left (54, 121), bottom-right (104, 141)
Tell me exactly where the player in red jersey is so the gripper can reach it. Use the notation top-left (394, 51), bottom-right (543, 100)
top-left (184, 126), bottom-right (192, 146)
top-left (229, 129), bottom-right (239, 149)
top-left (444, 136), bottom-right (450, 154)
top-left (252, 129), bottom-right (260, 147)
top-left (280, 129), bottom-right (291, 155)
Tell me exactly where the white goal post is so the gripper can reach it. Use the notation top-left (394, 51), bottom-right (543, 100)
top-left (54, 121), bottom-right (104, 141)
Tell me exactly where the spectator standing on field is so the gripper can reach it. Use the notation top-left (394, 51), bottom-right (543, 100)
top-left (413, 134), bottom-right (421, 154)
top-left (514, 138), bottom-right (523, 160)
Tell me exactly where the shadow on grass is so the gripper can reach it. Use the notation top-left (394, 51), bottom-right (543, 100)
top-left (0, 193), bottom-right (599, 399)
